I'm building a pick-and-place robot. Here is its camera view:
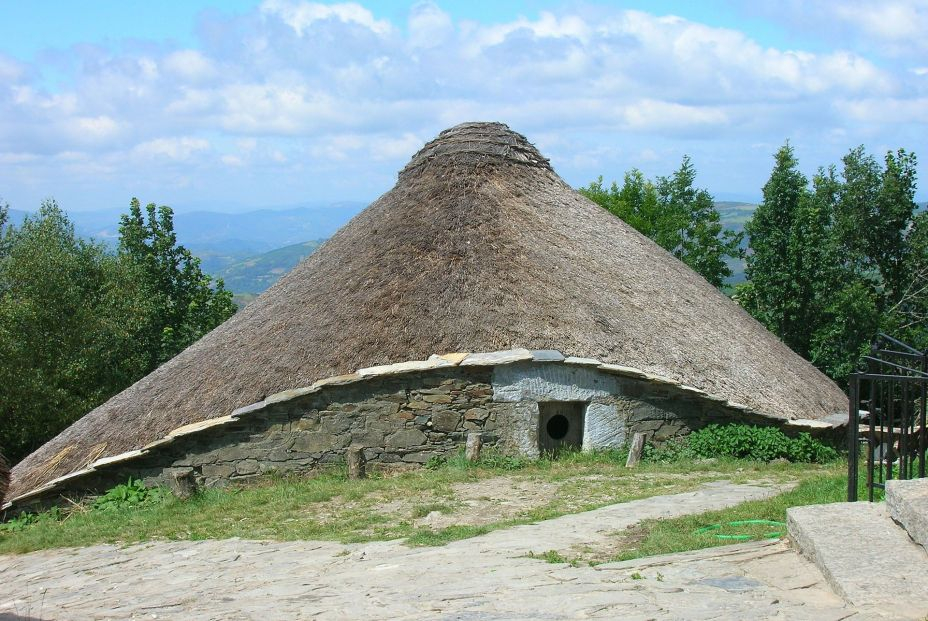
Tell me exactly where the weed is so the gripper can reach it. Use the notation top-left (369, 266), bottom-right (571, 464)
top-left (410, 502), bottom-right (455, 518)
top-left (92, 478), bottom-right (168, 511)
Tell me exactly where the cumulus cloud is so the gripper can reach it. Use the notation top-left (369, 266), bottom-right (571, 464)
top-left (260, 0), bottom-right (392, 36)
top-left (134, 137), bottom-right (210, 161)
top-left (0, 1), bottom-right (923, 210)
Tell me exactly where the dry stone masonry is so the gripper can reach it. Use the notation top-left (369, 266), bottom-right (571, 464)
top-left (4, 351), bottom-right (793, 511)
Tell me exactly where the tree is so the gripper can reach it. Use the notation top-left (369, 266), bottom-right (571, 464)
top-left (741, 142), bottom-right (808, 339)
top-left (118, 198), bottom-right (236, 367)
top-left (0, 198), bottom-right (237, 464)
top-left (741, 143), bottom-right (921, 385)
top-left (0, 202), bottom-right (154, 462)
top-left (581, 157), bottom-right (742, 288)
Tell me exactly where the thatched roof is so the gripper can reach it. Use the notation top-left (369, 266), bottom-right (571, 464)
top-left (0, 451), bottom-right (8, 507)
top-left (9, 122), bottom-right (848, 500)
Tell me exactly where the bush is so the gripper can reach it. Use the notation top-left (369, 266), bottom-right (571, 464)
top-left (92, 478), bottom-right (167, 511)
top-left (646, 424), bottom-right (838, 464)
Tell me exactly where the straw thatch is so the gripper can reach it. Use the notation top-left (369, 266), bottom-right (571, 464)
top-left (9, 122), bottom-right (848, 500)
top-left (0, 451), bottom-right (8, 507)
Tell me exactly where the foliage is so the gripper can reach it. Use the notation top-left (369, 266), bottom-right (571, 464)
top-left (0, 199), bottom-right (237, 463)
top-left (613, 466), bottom-right (847, 562)
top-left (0, 452), bottom-right (829, 554)
top-left (92, 478), bottom-right (168, 512)
top-left (118, 198), bottom-right (236, 366)
top-left (581, 156), bottom-right (742, 288)
top-left (740, 143), bottom-right (921, 384)
top-left (0, 202), bottom-right (155, 462)
top-left (645, 424), bottom-right (838, 464)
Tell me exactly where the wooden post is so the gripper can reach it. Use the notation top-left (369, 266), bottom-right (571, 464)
top-left (465, 432), bottom-right (482, 463)
top-left (347, 445), bottom-right (366, 480)
top-left (170, 468), bottom-right (197, 500)
top-left (626, 432), bottom-right (647, 468)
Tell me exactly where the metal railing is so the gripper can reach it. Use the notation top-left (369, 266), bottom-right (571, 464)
top-left (847, 334), bottom-right (928, 502)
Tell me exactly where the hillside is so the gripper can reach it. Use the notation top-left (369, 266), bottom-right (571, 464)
top-left (217, 239), bottom-right (325, 295)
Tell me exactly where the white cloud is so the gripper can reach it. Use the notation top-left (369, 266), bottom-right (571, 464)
top-left (408, 2), bottom-right (453, 50)
top-left (134, 137), bottom-right (210, 161)
top-left (370, 132), bottom-right (422, 160)
top-left (622, 100), bottom-right (729, 133)
top-left (163, 50), bottom-right (216, 82)
top-left (0, 2), bottom-right (924, 210)
top-left (260, 0), bottom-right (392, 36)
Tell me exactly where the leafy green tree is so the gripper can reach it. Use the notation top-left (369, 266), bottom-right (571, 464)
top-left (118, 198), bottom-right (235, 367)
top-left (742, 143), bottom-right (921, 384)
top-left (883, 210), bottom-right (928, 349)
top-left (741, 142), bottom-right (807, 338)
top-left (581, 157), bottom-right (742, 288)
top-left (0, 202), bottom-right (154, 462)
top-left (0, 198), bottom-right (236, 463)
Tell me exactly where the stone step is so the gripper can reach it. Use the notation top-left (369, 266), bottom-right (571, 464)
top-left (787, 501), bottom-right (928, 618)
top-left (886, 478), bottom-right (928, 550)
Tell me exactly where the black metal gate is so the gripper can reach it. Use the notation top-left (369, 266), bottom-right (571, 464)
top-left (847, 334), bottom-right (928, 501)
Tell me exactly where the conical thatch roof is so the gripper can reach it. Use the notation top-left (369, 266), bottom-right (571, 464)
top-left (9, 122), bottom-right (847, 500)
top-left (0, 452), bottom-right (8, 506)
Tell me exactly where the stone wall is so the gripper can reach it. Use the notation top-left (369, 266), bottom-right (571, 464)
top-left (29, 361), bottom-right (774, 503)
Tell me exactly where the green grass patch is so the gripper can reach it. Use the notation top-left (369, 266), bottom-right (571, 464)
top-left (611, 462), bottom-right (847, 562)
top-left (0, 450), bottom-right (846, 556)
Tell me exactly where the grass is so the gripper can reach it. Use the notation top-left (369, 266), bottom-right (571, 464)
top-left (605, 460), bottom-right (853, 563)
top-left (0, 449), bottom-right (849, 556)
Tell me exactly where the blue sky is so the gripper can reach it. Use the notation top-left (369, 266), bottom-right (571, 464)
top-left (1, 0), bottom-right (926, 212)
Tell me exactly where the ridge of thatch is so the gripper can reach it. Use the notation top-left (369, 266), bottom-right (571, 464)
top-left (9, 121), bottom-right (849, 501)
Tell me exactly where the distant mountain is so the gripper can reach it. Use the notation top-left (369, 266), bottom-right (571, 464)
top-left (715, 201), bottom-right (756, 235)
top-left (715, 201), bottom-right (757, 285)
top-left (216, 239), bottom-right (325, 295)
top-left (2, 202), bottom-right (364, 274)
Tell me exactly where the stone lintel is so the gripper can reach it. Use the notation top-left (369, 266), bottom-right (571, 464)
top-left (265, 386), bottom-right (319, 405)
top-left (563, 356), bottom-right (601, 367)
top-left (91, 449), bottom-right (148, 468)
top-left (530, 350), bottom-right (565, 362)
top-left (357, 358), bottom-right (451, 377)
top-left (460, 349), bottom-right (533, 366)
top-left (168, 416), bottom-right (235, 439)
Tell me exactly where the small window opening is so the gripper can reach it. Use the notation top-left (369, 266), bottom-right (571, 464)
top-left (538, 402), bottom-right (585, 455)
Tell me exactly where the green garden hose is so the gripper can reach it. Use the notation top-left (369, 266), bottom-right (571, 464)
top-left (693, 519), bottom-right (786, 540)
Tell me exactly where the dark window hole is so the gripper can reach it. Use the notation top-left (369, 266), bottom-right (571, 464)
top-left (546, 414), bottom-right (570, 440)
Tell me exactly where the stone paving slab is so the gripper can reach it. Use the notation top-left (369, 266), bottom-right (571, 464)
top-left (788, 501), bottom-right (928, 619)
top-left (0, 481), bottom-right (865, 621)
top-left (886, 478), bottom-right (928, 550)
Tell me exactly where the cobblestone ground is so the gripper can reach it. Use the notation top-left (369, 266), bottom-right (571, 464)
top-left (0, 482), bottom-right (868, 620)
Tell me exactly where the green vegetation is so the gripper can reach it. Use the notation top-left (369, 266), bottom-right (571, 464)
top-left (118, 199), bottom-right (236, 366)
top-left (92, 478), bottom-right (168, 512)
top-left (612, 468), bottom-right (846, 562)
top-left (217, 239), bottom-right (324, 295)
top-left (643, 424), bottom-right (839, 464)
top-left (587, 143), bottom-right (924, 384)
top-left (0, 447), bottom-right (841, 556)
top-left (0, 199), bottom-right (235, 463)
top-left (580, 156), bottom-right (743, 288)
top-left (737, 144), bottom-right (924, 384)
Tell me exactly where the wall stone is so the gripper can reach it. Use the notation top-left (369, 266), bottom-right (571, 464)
top-left (29, 362), bottom-right (782, 506)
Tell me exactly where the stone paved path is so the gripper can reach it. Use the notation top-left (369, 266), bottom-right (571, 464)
top-left (0, 481), bottom-right (870, 620)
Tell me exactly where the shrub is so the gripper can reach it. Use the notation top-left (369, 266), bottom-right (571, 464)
top-left (646, 424), bottom-right (838, 464)
top-left (92, 478), bottom-right (167, 511)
